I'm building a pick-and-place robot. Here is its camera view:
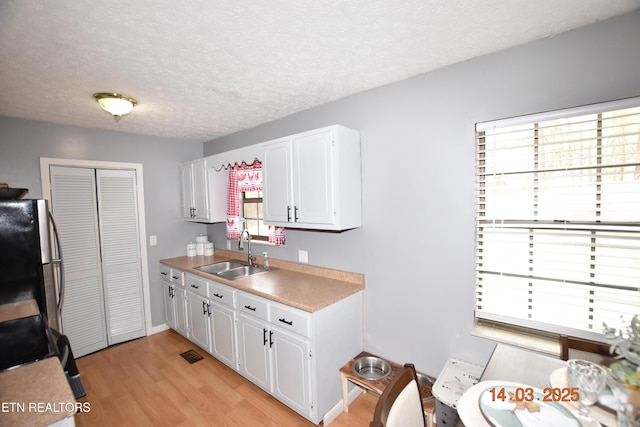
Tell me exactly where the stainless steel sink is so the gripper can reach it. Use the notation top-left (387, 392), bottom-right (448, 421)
top-left (194, 260), bottom-right (247, 274)
top-left (194, 260), bottom-right (271, 280)
top-left (216, 265), bottom-right (269, 280)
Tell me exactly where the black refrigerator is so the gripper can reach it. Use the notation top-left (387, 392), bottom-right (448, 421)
top-left (0, 199), bottom-right (85, 398)
top-left (0, 199), bottom-right (60, 323)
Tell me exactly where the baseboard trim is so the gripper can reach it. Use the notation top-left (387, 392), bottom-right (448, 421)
top-left (323, 386), bottom-right (364, 426)
top-left (150, 323), bottom-right (170, 335)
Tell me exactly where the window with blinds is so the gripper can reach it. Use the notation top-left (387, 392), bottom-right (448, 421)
top-left (475, 97), bottom-right (640, 341)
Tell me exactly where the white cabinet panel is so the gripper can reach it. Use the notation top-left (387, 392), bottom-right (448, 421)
top-left (187, 291), bottom-right (210, 352)
top-left (210, 302), bottom-right (237, 370)
top-left (173, 285), bottom-right (188, 338)
top-left (162, 281), bottom-right (176, 330)
top-left (272, 326), bottom-right (312, 417)
top-left (237, 313), bottom-right (271, 391)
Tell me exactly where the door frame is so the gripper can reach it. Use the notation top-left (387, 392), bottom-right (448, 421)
top-left (40, 157), bottom-right (152, 338)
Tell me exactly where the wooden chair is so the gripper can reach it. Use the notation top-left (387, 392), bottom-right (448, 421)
top-left (370, 363), bottom-right (426, 427)
top-left (559, 335), bottom-right (614, 364)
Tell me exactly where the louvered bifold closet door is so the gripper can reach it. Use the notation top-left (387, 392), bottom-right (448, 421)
top-left (50, 166), bottom-right (108, 357)
top-left (96, 169), bottom-right (146, 345)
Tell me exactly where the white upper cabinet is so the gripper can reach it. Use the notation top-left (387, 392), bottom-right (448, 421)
top-left (262, 125), bottom-right (362, 230)
top-left (181, 159), bottom-right (226, 223)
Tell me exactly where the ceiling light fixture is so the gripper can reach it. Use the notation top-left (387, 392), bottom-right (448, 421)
top-left (93, 92), bottom-right (137, 122)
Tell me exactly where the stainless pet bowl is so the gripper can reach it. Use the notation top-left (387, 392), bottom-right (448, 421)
top-left (416, 372), bottom-right (434, 402)
top-left (352, 356), bottom-right (392, 380)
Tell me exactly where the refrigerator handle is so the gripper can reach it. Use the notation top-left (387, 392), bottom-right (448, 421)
top-left (48, 210), bottom-right (65, 319)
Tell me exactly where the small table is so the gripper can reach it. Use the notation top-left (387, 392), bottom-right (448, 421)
top-left (339, 351), bottom-right (436, 425)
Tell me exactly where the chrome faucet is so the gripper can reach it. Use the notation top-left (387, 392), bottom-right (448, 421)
top-left (239, 229), bottom-right (256, 266)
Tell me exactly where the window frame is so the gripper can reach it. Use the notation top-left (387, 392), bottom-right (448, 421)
top-left (474, 96), bottom-right (640, 344)
top-left (241, 189), bottom-right (268, 242)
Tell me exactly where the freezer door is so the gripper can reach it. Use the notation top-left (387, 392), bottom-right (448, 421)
top-left (0, 200), bottom-right (47, 313)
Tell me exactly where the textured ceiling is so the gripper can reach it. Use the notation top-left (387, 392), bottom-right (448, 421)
top-left (1, 1), bottom-right (639, 143)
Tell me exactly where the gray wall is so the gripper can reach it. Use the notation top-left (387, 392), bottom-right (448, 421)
top-left (0, 117), bottom-right (206, 327)
top-left (204, 10), bottom-right (640, 375)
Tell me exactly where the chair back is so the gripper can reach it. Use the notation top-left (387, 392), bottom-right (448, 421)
top-left (370, 363), bottom-right (426, 427)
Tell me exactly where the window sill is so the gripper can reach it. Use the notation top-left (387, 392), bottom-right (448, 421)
top-left (471, 324), bottom-right (561, 357)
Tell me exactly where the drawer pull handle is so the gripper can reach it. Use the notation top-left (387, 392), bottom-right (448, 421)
top-left (161, 271), bottom-right (168, 276)
top-left (172, 276), bottom-right (179, 280)
top-left (278, 318), bottom-right (293, 326)
top-left (263, 328), bottom-right (268, 345)
top-left (202, 301), bottom-right (207, 315)
top-left (244, 305), bottom-right (256, 311)
top-left (190, 284), bottom-right (199, 289)
top-left (269, 330), bottom-right (274, 348)
top-left (213, 293), bottom-right (223, 299)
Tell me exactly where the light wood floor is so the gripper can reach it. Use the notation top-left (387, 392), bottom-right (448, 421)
top-left (74, 329), bottom-right (377, 426)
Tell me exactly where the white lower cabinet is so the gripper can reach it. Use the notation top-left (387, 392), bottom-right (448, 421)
top-left (161, 264), bottom-right (363, 425)
top-left (161, 265), bottom-right (188, 338)
top-left (237, 290), bottom-right (363, 424)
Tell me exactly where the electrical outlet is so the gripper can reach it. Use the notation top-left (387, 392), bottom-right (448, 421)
top-left (299, 250), bottom-right (308, 263)
top-left (149, 235), bottom-right (157, 246)
top-left (226, 240), bottom-right (231, 250)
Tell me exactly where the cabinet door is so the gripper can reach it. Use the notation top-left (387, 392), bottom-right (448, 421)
top-left (163, 282), bottom-right (175, 330)
top-left (292, 130), bottom-right (334, 225)
top-left (237, 313), bottom-right (271, 391)
top-left (263, 139), bottom-right (293, 223)
top-left (173, 286), bottom-right (189, 338)
top-left (181, 163), bottom-right (194, 220)
top-left (271, 327), bottom-right (312, 416)
top-left (210, 302), bottom-right (237, 370)
top-left (187, 292), bottom-right (210, 352)
top-left (192, 159), bottom-right (210, 221)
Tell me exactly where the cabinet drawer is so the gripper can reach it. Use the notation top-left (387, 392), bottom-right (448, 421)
top-left (160, 265), bottom-right (171, 282)
top-left (185, 274), bottom-right (208, 297)
top-left (209, 282), bottom-right (235, 308)
top-left (170, 269), bottom-right (184, 285)
top-left (238, 292), bottom-right (269, 321)
top-left (270, 303), bottom-right (311, 338)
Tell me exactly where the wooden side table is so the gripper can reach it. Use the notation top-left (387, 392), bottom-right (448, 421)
top-left (339, 351), bottom-right (436, 426)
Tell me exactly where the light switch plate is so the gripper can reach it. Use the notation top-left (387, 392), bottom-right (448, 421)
top-left (298, 250), bottom-right (308, 263)
top-left (149, 235), bottom-right (157, 246)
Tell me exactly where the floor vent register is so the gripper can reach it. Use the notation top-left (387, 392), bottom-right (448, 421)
top-left (180, 349), bottom-right (204, 364)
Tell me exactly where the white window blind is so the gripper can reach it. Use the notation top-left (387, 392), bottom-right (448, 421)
top-left (475, 97), bottom-right (640, 341)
